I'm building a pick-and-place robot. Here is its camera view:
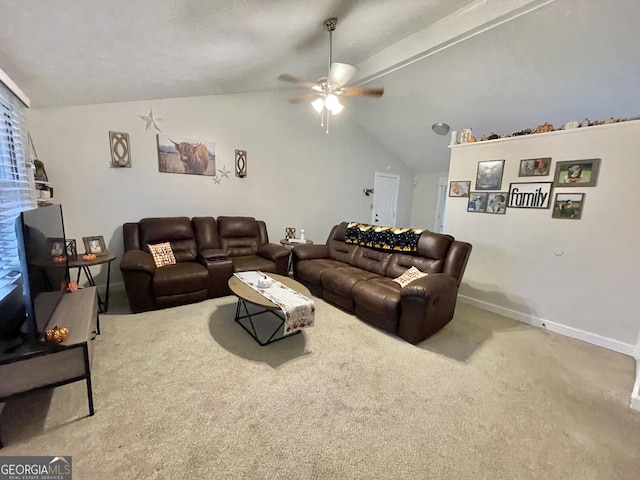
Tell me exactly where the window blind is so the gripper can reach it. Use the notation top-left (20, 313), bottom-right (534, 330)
top-left (0, 81), bottom-right (36, 301)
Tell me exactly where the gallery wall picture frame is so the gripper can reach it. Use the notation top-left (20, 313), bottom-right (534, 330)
top-left (47, 237), bottom-right (66, 257)
top-left (518, 157), bottom-right (551, 177)
top-left (475, 160), bottom-right (505, 190)
top-left (552, 192), bottom-right (585, 219)
top-left (485, 192), bottom-right (508, 214)
top-left (449, 181), bottom-right (470, 197)
top-left (156, 134), bottom-right (216, 176)
top-left (553, 158), bottom-right (601, 187)
top-left (83, 236), bottom-right (108, 256)
top-left (507, 182), bottom-right (553, 209)
top-left (467, 192), bottom-right (488, 212)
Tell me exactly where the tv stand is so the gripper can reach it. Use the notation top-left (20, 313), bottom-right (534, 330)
top-left (0, 286), bottom-right (99, 448)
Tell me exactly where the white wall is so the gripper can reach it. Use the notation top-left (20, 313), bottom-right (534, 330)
top-left (28, 91), bottom-right (415, 286)
top-left (410, 172), bottom-right (448, 229)
top-left (445, 120), bottom-right (640, 355)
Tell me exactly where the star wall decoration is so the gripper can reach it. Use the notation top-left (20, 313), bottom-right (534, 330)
top-left (211, 176), bottom-right (221, 184)
top-left (218, 166), bottom-right (231, 178)
top-left (139, 108), bottom-right (162, 131)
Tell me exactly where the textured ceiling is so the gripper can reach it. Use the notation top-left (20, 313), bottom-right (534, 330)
top-left (0, 0), bottom-right (474, 107)
top-left (1, 0), bottom-right (639, 174)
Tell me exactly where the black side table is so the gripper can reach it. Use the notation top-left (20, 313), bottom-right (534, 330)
top-left (69, 253), bottom-right (116, 313)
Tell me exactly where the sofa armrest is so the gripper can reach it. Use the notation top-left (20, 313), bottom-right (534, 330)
top-left (291, 244), bottom-right (330, 261)
top-left (400, 273), bottom-right (457, 299)
top-left (398, 273), bottom-right (459, 344)
top-left (198, 248), bottom-right (228, 261)
top-left (257, 243), bottom-right (290, 261)
top-left (120, 250), bottom-right (156, 274)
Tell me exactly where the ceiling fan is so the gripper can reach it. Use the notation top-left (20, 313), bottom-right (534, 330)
top-left (278, 17), bottom-right (384, 133)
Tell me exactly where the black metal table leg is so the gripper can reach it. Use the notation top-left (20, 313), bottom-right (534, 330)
top-left (234, 299), bottom-right (301, 346)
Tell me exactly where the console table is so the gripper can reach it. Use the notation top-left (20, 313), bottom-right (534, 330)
top-left (0, 286), bottom-right (99, 448)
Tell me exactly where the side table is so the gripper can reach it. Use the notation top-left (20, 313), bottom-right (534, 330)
top-left (280, 238), bottom-right (313, 275)
top-left (69, 253), bottom-right (116, 313)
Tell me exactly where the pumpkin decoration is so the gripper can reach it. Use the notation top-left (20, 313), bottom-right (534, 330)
top-left (53, 255), bottom-right (67, 264)
top-left (82, 253), bottom-right (97, 261)
top-left (43, 325), bottom-right (70, 343)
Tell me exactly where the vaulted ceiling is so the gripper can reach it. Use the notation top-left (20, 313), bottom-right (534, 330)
top-left (1, 0), bottom-right (639, 173)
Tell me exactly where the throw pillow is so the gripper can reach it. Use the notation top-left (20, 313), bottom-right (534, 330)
top-left (392, 266), bottom-right (427, 288)
top-left (148, 242), bottom-right (176, 268)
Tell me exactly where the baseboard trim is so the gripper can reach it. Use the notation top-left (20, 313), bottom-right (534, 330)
top-left (631, 359), bottom-right (640, 412)
top-left (458, 295), bottom-right (637, 357)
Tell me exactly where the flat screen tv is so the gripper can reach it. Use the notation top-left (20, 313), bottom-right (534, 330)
top-left (17, 204), bottom-right (71, 339)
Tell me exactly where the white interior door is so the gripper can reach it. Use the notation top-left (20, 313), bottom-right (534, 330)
top-left (434, 177), bottom-right (448, 232)
top-left (372, 172), bottom-right (399, 226)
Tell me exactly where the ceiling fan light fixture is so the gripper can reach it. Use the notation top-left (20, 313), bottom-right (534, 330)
top-left (329, 101), bottom-right (343, 115)
top-left (311, 97), bottom-right (325, 113)
top-left (324, 93), bottom-right (341, 111)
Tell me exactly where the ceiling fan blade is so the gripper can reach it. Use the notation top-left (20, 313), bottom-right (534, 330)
top-left (328, 63), bottom-right (357, 88)
top-left (288, 92), bottom-right (320, 104)
top-left (278, 73), bottom-right (319, 90)
top-left (340, 87), bottom-right (384, 97)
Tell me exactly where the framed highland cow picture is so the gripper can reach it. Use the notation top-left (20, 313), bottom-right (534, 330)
top-left (156, 134), bottom-right (216, 176)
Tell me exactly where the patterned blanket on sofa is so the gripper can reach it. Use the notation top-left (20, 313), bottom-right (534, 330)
top-left (344, 222), bottom-right (423, 252)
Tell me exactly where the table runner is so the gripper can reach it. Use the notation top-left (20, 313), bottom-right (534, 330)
top-left (233, 271), bottom-right (315, 335)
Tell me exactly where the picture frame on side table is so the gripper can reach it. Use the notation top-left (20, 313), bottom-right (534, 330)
top-left (467, 192), bottom-right (488, 212)
top-left (47, 237), bottom-right (66, 257)
top-left (83, 236), bottom-right (108, 256)
top-left (519, 157), bottom-right (551, 177)
top-left (65, 239), bottom-right (78, 260)
top-left (553, 158), bottom-right (601, 187)
top-left (552, 193), bottom-right (585, 219)
top-left (475, 160), bottom-right (505, 190)
top-left (449, 181), bottom-right (471, 197)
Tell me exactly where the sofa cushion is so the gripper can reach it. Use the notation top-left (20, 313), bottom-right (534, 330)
top-left (321, 266), bottom-right (380, 299)
top-left (296, 258), bottom-right (350, 287)
top-left (148, 242), bottom-right (176, 268)
top-left (386, 253), bottom-right (445, 279)
top-left (352, 246), bottom-right (392, 275)
top-left (139, 217), bottom-right (198, 262)
top-left (152, 262), bottom-right (209, 296)
top-left (230, 254), bottom-right (280, 273)
top-left (352, 277), bottom-right (401, 325)
top-left (218, 216), bottom-right (260, 256)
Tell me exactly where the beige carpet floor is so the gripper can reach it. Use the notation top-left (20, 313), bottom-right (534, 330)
top-left (1, 292), bottom-right (639, 479)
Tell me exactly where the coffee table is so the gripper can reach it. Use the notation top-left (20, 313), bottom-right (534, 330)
top-left (228, 273), bottom-right (312, 346)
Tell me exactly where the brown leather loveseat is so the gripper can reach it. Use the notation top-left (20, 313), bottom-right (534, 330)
top-left (292, 222), bottom-right (472, 344)
top-left (120, 216), bottom-right (289, 313)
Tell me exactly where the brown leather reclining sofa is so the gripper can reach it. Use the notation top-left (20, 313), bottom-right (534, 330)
top-left (120, 216), bottom-right (289, 313)
top-left (292, 222), bottom-right (472, 344)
